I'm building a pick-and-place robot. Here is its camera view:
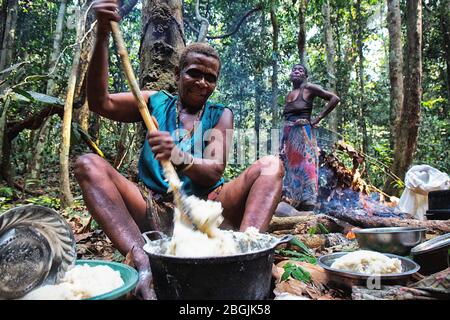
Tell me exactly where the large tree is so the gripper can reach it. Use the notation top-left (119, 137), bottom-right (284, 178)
top-left (297, 0), bottom-right (307, 65)
top-left (322, 0), bottom-right (338, 131)
top-left (384, 0), bottom-right (404, 194)
top-left (29, 0), bottom-right (68, 182)
top-left (270, 1), bottom-right (279, 129)
top-left (0, 0), bottom-right (18, 72)
top-left (389, 0), bottom-right (423, 195)
top-left (386, 0), bottom-right (404, 148)
top-left (140, 0), bottom-right (185, 92)
top-left (355, 0), bottom-right (368, 155)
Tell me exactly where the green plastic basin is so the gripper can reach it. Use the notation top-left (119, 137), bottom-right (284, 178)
top-left (75, 260), bottom-right (138, 300)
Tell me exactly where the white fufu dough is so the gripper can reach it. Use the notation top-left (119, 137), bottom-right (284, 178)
top-left (330, 250), bottom-right (403, 275)
top-left (166, 197), bottom-right (238, 257)
top-left (20, 264), bottom-right (124, 300)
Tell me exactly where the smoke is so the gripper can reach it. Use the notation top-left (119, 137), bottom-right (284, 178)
top-left (316, 159), bottom-right (405, 219)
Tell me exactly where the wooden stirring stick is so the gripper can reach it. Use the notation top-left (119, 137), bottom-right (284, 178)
top-left (110, 21), bottom-right (205, 234)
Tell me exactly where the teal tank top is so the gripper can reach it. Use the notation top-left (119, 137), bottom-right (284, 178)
top-left (138, 91), bottom-right (226, 197)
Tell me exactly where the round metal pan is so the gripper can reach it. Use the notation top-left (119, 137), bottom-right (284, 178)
top-left (318, 252), bottom-right (420, 290)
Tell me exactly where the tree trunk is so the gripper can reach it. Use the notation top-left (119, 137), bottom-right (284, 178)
top-left (334, 3), bottom-right (357, 130)
top-left (297, 0), bottom-right (307, 65)
top-left (0, 95), bottom-right (11, 183)
top-left (60, 6), bottom-right (85, 209)
top-left (441, 0), bottom-right (450, 111)
top-left (389, 0), bottom-right (422, 196)
top-left (29, 0), bottom-right (67, 182)
top-left (140, 0), bottom-right (185, 92)
top-left (255, 74), bottom-right (262, 159)
top-left (75, 0), bottom-right (96, 131)
top-left (322, 0), bottom-right (338, 131)
top-left (0, 0), bottom-right (5, 48)
top-left (270, 3), bottom-right (279, 130)
top-left (0, 135), bottom-right (13, 185)
top-left (386, 0), bottom-right (404, 150)
top-left (0, 0), bottom-right (18, 71)
top-left (356, 0), bottom-right (368, 155)
top-left (90, 113), bottom-right (101, 146)
top-left (254, 12), bottom-right (266, 159)
top-left (114, 123), bottom-right (129, 169)
top-left (384, 0), bottom-right (404, 194)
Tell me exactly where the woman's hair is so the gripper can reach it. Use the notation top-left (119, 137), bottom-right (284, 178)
top-left (179, 43), bottom-right (221, 72)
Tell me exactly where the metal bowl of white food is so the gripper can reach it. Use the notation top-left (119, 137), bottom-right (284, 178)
top-left (318, 252), bottom-right (420, 290)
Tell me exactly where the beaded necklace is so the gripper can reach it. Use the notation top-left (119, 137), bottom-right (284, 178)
top-left (175, 99), bottom-right (206, 143)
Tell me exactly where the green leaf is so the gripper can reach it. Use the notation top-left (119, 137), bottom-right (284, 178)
top-left (289, 237), bottom-right (313, 255)
top-left (12, 88), bottom-right (34, 101)
top-left (0, 186), bottom-right (14, 198)
top-left (318, 223), bottom-right (330, 234)
top-left (276, 249), bottom-right (318, 264)
top-left (281, 268), bottom-right (292, 282)
top-left (307, 226), bottom-right (317, 235)
top-left (291, 256), bottom-right (317, 264)
top-left (27, 91), bottom-right (63, 105)
top-left (291, 267), bottom-right (311, 283)
top-left (281, 263), bottom-right (312, 283)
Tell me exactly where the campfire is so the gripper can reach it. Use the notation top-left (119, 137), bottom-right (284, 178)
top-left (317, 140), bottom-right (406, 219)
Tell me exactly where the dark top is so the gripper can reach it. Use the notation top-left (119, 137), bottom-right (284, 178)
top-left (283, 85), bottom-right (313, 121)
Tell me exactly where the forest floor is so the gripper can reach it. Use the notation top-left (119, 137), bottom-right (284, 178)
top-left (2, 171), bottom-right (444, 300)
top-left (0, 170), bottom-right (125, 263)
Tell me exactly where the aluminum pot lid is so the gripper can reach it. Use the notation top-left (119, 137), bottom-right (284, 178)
top-left (411, 233), bottom-right (450, 255)
top-left (0, 205), bottom-right (76, 299)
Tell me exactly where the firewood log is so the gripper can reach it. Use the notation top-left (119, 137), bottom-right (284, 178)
top-left (326, 211), bottom-right (450, 235)
top-left (269, 214), bottom-right (352, 234)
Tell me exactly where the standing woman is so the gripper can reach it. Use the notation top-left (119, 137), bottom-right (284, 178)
top-left (280, 64), bottom-right (340, 210)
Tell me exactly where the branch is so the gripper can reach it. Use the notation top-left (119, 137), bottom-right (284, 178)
top-left (195, 0), bottom-right (209, 42)
top-left (119, 0), bottom-right (139, 18)
top-left (185, 4), bottom-right (263, 40)
top-left (7, 105), bottom-right (64, 140)
top-left (47, 0), bottom-right (137, 80)
top-left (6, 99), bottom-right (84, 140)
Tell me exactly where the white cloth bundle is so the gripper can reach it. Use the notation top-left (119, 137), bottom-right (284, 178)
top-left (398, 165), bottom-right (450, 220)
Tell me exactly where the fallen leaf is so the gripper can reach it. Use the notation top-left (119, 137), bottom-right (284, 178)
top-left (74, 232), bottom-right (93, 243)
top-left (274, 278), bottom-right (308, 297)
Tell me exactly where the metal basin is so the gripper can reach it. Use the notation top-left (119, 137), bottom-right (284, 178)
top-left (318, 252), bottom-right (420, 290)
top-left (0, 205), bottom-right (76, 299)
top-left (142, 231), bottom-right (292, 300)
top-left (411, 233), bottom-right (450, 275)
top-left (354, 227), bottom-right (427, 256)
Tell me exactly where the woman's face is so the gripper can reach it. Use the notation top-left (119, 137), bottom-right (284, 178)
top-left (290, 65), bottom-right (307, 83)
top-left (176, 52), bottom-right (220, 110)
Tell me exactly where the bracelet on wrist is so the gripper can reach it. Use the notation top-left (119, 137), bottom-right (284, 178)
top-left (172, 152), bottom-right (194, 172)
top-left (181, 153), bottom-right (194, 173)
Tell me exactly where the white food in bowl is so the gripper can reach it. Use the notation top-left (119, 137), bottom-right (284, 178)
top-left (20, 264), bottom-right (124, 300)
top-left (330, 250), bottom-right (403, 275)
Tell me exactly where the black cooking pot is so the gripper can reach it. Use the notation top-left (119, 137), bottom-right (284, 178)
top-left (142, 231), bottom-right (292, 300)
top-left (428, 190), bottom-right (450, 210)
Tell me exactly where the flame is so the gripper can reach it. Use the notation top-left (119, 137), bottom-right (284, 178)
top-left (345, 230), bottom-right (356, 240)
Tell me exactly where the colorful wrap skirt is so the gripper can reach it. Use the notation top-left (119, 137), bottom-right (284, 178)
top-left (279, 118), bottom-right (319, 207)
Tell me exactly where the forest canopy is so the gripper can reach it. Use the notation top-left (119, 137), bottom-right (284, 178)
top-left (0, 0), bottom-right (449, 211)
